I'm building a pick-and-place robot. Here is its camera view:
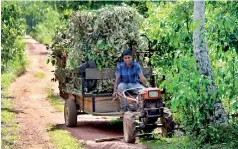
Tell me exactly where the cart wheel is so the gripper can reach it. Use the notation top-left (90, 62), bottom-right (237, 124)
top-left (123, 111), bottom-right (136, 143)
top-left (161, 108), bottom-right (174, 137)
top-left (64, 99), bottom-right (77, 127)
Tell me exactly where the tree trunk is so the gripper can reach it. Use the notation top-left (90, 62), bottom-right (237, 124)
top-left (193, 1), bottom-right (228, 125)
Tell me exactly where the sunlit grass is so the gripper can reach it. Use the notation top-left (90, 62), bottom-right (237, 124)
top-left (34, 72), bottom-right (45, 79)
top-left (140, 133), bottom-right (236, 149)
top-left (1, 56), bottom-right (26, 149)
top-left (1, 98), bottom-right (19, 149)
top-left (47, 124), bottom-right (85, 149)
top-left (45, 88), bottom-right (64, 112)
top-left (140, 136), bottom-right (195, 149)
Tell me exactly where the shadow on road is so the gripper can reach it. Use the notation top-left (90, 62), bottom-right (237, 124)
top-left (52, 118), bottom-right (123, 141)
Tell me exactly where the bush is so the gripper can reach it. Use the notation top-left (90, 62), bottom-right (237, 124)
top-left (198, 124), bottom-right (238, 148)
top-left (161, 55), bottom-right (215, 132)
top-left (1, 1), bottom-right (26, 72)
top-left (30, 7), bottom-right (66, 45)
top-left (145, 2), bottom-right (238, 146)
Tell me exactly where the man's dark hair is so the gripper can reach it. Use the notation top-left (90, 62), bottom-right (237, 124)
top-left (122, 49), bottom-right (132, 57)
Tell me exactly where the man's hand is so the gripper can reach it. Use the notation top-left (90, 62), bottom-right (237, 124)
top-left (139, 74), bottom-right (150, 88)
top-left (113, 92), bottom-right (121, 98)
top-left (113, 75), bottom-right (120, 97)
top-left (113, 92), bottom-right (117, 98)
top-left (112, 92), bottom-right (121, 101)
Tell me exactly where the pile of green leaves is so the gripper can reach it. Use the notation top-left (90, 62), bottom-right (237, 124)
top-left (94, 5), bottom-right (146, 52)
top-left (50, 5), bottom-right (150, 93)
top-left (66, 10), bottom-right (96, 69)
top-left (66, 5), bottom-right (148, 70)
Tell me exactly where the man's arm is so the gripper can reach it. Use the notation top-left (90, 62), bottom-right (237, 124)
top-left (113, 75), bottom-right (120, 94)
top-left (139, 74), bottom-right (149, 88)
top-left (113, 62), bottom-right (121, 96)
top-left (136, 63), bottom-right (149, 88)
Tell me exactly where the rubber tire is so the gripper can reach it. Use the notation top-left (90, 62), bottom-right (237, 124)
top-left (148, 117), bottom-right (158, 124)
top-left (142, 117), bottom-right (158, 133)
top-left (123, 111), bottom-right (136, 143)
top-left (64, 99), bottom-right (77, 127)
top-left (161, 108), bottom-right (174, 137)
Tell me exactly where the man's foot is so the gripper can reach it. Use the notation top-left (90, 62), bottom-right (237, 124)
top-left (120, 111), bottom-right (125, 119)
top-left (119, 108), bottom-right (127, 118)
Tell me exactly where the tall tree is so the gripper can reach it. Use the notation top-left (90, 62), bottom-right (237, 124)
top-left (193, 1), bottom-right (228, 125)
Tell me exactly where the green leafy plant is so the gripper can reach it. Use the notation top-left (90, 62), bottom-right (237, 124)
top-left (144, 1), bottom-right (237, 146)
top-left (1, 1), bottom-right (26, 72)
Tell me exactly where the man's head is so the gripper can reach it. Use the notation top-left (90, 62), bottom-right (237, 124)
top-left (122, 49), bottom-right (132, 65)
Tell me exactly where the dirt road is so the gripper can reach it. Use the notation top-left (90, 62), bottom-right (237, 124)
top-left (9, 36), bottom-right (148, 149)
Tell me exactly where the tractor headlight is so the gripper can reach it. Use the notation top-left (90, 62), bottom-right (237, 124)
top-left (148, 91), bottom-right (158, 98)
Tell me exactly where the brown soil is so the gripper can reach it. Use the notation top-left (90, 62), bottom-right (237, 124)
top-left (8, 36), bottom-right (149, 149)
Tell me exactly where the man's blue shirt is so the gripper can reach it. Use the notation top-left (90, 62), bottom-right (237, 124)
top-left (115, 61), bottom-right (142, 83)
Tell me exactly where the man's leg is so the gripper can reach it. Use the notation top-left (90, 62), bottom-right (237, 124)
top-left (117, 82), bottom-right (128, 111)
top-left (128, 83), bottom-right (145, 94)
top-left (128, 83), bottom-right (145, 116)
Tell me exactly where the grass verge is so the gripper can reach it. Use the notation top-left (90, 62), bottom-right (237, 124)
top-left (44, 89), bottom-right (85, 149)
top-left (47, 124), bottom-right (85, 149)
top-left (1, 56), bottom-right (27, 149)
top-left (140, 136), bottom-right (195, 149)
top-left (140, 133), bottom-right (236, 149)
top-left (45, 88), bottom-right (64, 112)
top-left (34, 72), bottom-right (45, 79)
top-left (1, 96), bottom-right (19, 149)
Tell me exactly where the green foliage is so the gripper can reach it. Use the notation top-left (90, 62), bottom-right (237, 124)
top-left (206, 2), bottom-right (238, 54)
top-left (141, 136), bottom-right (195, 149)
top-left (198, 124), bottom-right (238, 147)
top-left (212, 51), bottom-right (238, 123)
top-left (145, 2), bottom-right (193, 67)
top-left (20, 1), bottom-right (46, 33)
top-left (206, 2), bottom-right (238, 123)
top-left (20, 1), bottom-right (66, 45)
top-left (161, 55), bottom-right (215, 134)
top-left (47, 1), bottom-right (149, 18)
top-left (1, 1), bottom-right (26, 72)
top-left (145, 1), bottom-right (238, 146)
top-left (162, 55), bottom-right (237, 147)
top-left (31, 6), bottom-right (65, 44)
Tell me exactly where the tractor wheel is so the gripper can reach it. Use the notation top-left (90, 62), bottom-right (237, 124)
top-left (148, 117), bottom-right (158, 124)
top-left (64, 99), bottom-right (77, 127)
top-left (142, 117), bottom-right (158, 133)
top-left (161, 108), bottom-right (174, 137)
top-left (123, 111), bottom-right (136, 143)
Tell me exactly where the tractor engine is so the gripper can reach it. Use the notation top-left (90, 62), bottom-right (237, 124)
top-left (138, 88), bottom-right (164, 124)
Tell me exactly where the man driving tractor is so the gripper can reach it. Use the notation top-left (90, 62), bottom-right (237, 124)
top-left (113, 49), bottom-right (149, 113)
